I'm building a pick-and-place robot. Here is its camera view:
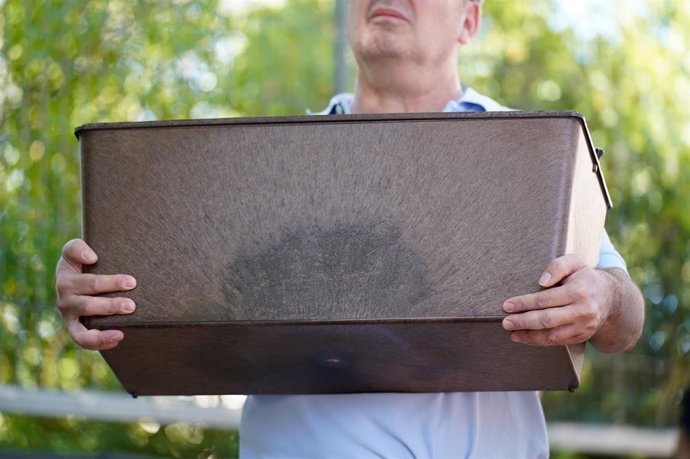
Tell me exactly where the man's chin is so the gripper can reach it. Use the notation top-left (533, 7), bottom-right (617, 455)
top-left (356, 32), bottom-right (411, 59)
top-left (360, 46), bottom-right (408, 61)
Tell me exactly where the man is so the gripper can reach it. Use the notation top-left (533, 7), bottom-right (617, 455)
top-left (56, 1), bottom-right (645, 457)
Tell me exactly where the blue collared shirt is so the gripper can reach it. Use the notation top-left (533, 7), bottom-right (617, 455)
top-left (310, 87), bottom-right (510, 115)
top-left (240, 89), bottom-right (627, 459)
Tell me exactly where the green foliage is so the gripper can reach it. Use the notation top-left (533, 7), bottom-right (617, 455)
top-left (227, 0), bottom-right (336, 115)
top-left (0, 413), bottom-right (238, 458)
top-left (1, 0), bottom-right (689, 455)
top-left (461, 0), bottom-right (690, 427)
top-left (0, 0), bottom-right (334, 455)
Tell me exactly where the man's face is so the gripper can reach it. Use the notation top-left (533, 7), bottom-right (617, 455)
top-left (347, 0), bottom-right (475, 67)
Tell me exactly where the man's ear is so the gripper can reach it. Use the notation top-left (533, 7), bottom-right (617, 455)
top-left (458, 1), bottom-right (481, 45)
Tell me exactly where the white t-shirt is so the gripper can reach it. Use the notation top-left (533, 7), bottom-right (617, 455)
top-left (240, 89), bottom-right (628, 458)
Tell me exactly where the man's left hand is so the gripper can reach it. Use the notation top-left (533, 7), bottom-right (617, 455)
top-left (501, 254), bottom-right (616, 346)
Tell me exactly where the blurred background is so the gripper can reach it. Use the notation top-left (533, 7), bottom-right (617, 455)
top-left (1, 0), bottom-right (689, 457)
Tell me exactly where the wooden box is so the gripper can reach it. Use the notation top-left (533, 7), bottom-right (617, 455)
top-left (77, 112), bottom-right (611, 396)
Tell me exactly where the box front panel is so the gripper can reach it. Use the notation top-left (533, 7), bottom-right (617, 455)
top-left (82, 117), bottom-right (584, 324)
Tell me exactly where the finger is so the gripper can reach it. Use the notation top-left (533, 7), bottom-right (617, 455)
top-left (60, 239), bottom-right (98, 270)
top-left (503, 286), bottom-right (571, 313)
top-left (510, 324), bottom-right (588, 347)
top-left (502, 304), bottom-right (579, 331)
top-left (59, 272), bottom-right (137, 296)
top-left (59, 295), bottom-right (136, 317)
top-left (538, 254), bottom-right (587, 287)
top-left (65, 317), bottom-right (125, 351)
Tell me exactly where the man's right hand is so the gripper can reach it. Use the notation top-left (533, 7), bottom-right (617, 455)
top-left (56, 239), bottom-right (137, 351)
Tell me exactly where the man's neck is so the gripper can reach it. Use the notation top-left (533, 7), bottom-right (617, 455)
top-left (350, 60), bottom-right (463, 114)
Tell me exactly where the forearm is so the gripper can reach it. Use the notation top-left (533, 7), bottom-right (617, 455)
top-left (589, 267), bottom-right (645, 353)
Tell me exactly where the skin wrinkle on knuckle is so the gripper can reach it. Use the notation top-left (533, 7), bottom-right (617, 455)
top-left (572, 283), bottom-right (590, 302)
top-left (574, 304), bottom-right (590, 321)
top-left (535, 292), bottom-right (548, 308)
top-left (586, 322), bottom-right (597, 335)
top-left (80, 300), bottom-right (93, 316)
top-left (576, 317), bottom-right (591, 335)
top-left (539, 311), bottom-right (552, 329)
top-left (121, 275), bottom-right (135, 290)
top-left (63, 257), bottom-right (81, 274)
top-left (91, 299), bottom-right (106, 315)
top-left (582, 302), bottom-right (598, 321)
top-left (511, 298), bottom-right (524, 312)
top-left (56, 298), bottom-right (70, 312)
top-left (91, 275), bottom-right (100, 292)
top-left (110, 298), bottom-right (121, 314)
top-left (62, 270), bottom-right (80, 290)
top-left (545, 333), bottom-right (560, 346)
top-left (518, 299), bottom-right (528, 312)
top-left (56, 278), bottom-right (70, 295)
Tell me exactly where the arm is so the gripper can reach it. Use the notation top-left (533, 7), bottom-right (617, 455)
top-left (501, 254), bottom-right (645, 353)
top-left (56, 239), bottom-right (138, 350)
top-left (588, 267), bottom-right (645, 352)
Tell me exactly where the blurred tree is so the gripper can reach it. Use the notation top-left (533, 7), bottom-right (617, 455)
top-left (461, 0), bottom-right (690, 427)
top-left (0, 0), bottom-right (333, 455)
top-left (1, 0), bottom-right (689, 456)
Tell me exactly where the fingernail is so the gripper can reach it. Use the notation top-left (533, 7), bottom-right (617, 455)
top-left (122, 300), bottom-right (136, 313)
top-left (123, 277), bottom-right (137, 289)
top-left (511, 334), bottom-right (523, 344)
top-left (503, 301), bottom-right (515, 313)
top-left (83, 250), bottom-right (97, 262)
top-left (502, 318), bottom-right (515, 330)
top-left (539, 272), bottom-right (552, 286)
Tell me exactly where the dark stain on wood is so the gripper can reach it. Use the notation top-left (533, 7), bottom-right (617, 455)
top-left (222, 221), bottom-right (432, 320)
